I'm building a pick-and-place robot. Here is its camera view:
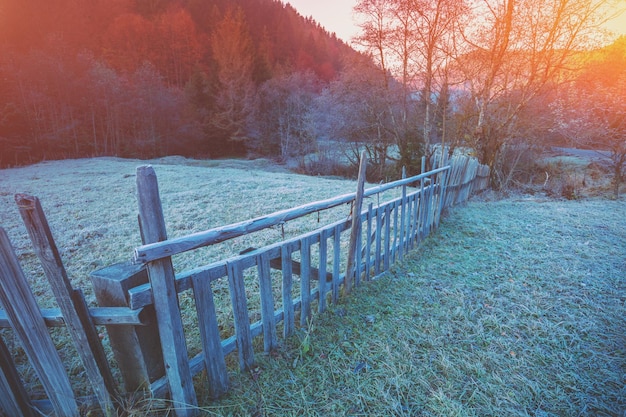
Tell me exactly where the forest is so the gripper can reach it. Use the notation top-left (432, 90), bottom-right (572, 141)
top-left (0, 0), bottom-right (625, 188)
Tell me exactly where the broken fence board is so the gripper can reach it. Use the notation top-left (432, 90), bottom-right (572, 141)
top-left (15, 194), bottom-right (116, 415)
top-left (0, 227), bottom-right (79, 417)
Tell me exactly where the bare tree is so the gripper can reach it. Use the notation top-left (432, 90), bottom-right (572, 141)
top-left (455, 0), bottom-right (621, 188)
top-left (551, 38), bottom-right (626, 197)
top-left (354, 0), bottom-right (467, 171)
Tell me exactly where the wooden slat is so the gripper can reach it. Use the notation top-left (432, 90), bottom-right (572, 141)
top-left (257, 252), bottom-right (278, 352)
top-left (300, 238), bottom-right (312, 326)
top-left (0, 333), bottom-right (35, 417)
top-left (399, 168), bottom-right (407, 259)
top-left (332, 225), bottom-right (341, 304)
top-left (0, 307), bottom-right (148, 328)
top-left (375, 203), bottom-right (383, 275)
top-left (318, 230), bottom-right (328, 312)
top-left (392, 200), bottom-right (399, 262)
top-left (384, 203), bottom-right (391, 271)
top-left (191, 274), bottom-right (229, 398)
top-left (15, 195), bottom-right (116, 415)
top-left (0, 227), bottom-right (79, 416)
top-left (281, 245), bottom-right (295, 338)
top-left (365, 203), bottom-right (374, 280)
top-left (226, 260), bottom-right (255, 371)
top-left (355, 222), bottom-right (363, 288)
top-left (136, 166), bottom-right (197, 416)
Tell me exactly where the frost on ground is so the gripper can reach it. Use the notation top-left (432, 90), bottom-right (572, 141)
top-left (0, 157), bottom-right (364, 306)
top-left (215, 196), bottom-right (626, 416)
top-left (0, 157), bottom-right (624, 415)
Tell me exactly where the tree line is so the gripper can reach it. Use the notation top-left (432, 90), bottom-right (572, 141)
top-left (0, 0), bottom-right (355, 167)
top-left (0, 0), bottom-right (625, 190)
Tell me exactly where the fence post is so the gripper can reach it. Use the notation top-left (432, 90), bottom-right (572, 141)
top-left (136, 165), bottom-right (198, 416)
top-left (0, 331), bottom-right (36, 417)
top-left (15, 194), bottom-right (117, 415)
top-left (90, 262), bottom-right (164, 392)
top-left (0, 227), bottom-right (79, 417)
top-left (344, 151), bottom-right (367, 295)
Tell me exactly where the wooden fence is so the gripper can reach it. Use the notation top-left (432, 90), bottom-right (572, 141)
top-left (0, 153), bottom-right (488, 416)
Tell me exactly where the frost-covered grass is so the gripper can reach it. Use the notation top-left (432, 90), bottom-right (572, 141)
top-left (0, 157), bottom-right (368, 304)
top-left (1, 158), bottom-right (625, 416)
top-left (205, 196), bottom-right (626, 416)
top-left (0, 156), bottom-right (373, 401)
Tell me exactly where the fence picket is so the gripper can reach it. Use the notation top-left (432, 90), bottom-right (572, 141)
top-left (0, 228), bottom-right (79, 416)
top-left (300, 237), bottom-right (312, 326)
top-left (227, 261), bottom-right (255, 371)
top-left (0, 328), bottom-right (36, 417)
top-left (317, 231), bottom-right (328, 313)
top-left (192, 275), bottom-right (229, 399)
top-left (281, 244), bottom-right (295, 338)
top-left (384, 203), bottom-right (392, 271)
top-left (375, 206), bottom-right (383, 275)
top-left (400, 169), bottom-right (407, 259)
top-left (332, 225), bottom-right (341, 304)
top-left (365, 203), bottom-right (373, 281)
top-left (257, 252), bottom-right (278, 352)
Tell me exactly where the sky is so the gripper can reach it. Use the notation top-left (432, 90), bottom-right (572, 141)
top-left (287, 0), bottom-right (360, 44)
top-left (287, 0), bottom-right (626, 45)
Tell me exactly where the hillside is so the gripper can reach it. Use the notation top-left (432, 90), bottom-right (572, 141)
top-left (0, 0), bottom-right (364, 166)
top-left (0, 158), bottom-right (624, 415)
top-left (0, 157), bottom-right (368, 304)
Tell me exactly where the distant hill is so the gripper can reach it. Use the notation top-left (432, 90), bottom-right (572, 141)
top-left (0, 0), bottom-right (365, 166)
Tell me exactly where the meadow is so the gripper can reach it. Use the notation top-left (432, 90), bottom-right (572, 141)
top-left (0, 157), bottom-right (624, 416)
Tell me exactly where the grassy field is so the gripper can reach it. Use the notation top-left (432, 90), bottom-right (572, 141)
top-left (0, 157), bottom-right (625, 416)
top-left (207, 196), bottom-right (626, 416)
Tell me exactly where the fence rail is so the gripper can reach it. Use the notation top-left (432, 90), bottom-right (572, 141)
top-left (0, 153), bottom-right (488, 416)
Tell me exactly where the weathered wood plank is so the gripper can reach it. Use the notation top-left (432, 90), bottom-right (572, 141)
top-left (0, 307), bottom-right (148, 328)
top-left (355, 222), bottom-right (363, 288)
top-left (300, 237), bottom-right (312, 326)
top-left (0, 227), bottom-right (79, 416)
top-left (375, 203), bottom-right (383, 275)
top-left (90, 262), bottom-right (162, 392)
top-left (0, 333), bottom-right (35, 417)
top-left (136, 166), bottom-right (197, 416)
top-left (281, 244), bottom-right (295, 338)
top-left (318, 229), bottom-right (328, 312)
top-left (227, 261), bottom-right (255, 371)
top-left (365, 203), bottom-right (373, 281)
top-left (399, 168), bottom-right (407, 259)
top-left (332, 225), bottom-right (341, 304)
top-left (257, 252), bottom-right (278, 352)
top-left (384, 203), bottom-right (391, 271)
top-left (344, 152), bottom-right (367, 294)
top-left (15, 194), bottom-right (116, 415)
top-left (192, 274), bottom-right (229, 398)
top-left (392, 200), bottom-right (399, 262)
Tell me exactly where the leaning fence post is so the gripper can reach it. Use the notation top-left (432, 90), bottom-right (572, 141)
top-left (0, 318), bottom-right (36, 417)
top-left (344, 151), bottom-right (367, 295)
top-left (0, 227), bottom-right (79, 417)
top-left (90, 262), bottom-right (164, 392)
top-left (136, 165), bottom-right (198, 416)
top-left (15, 194), bottom-right (117, 415)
